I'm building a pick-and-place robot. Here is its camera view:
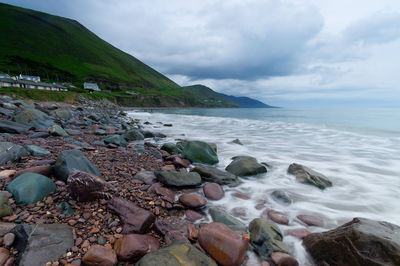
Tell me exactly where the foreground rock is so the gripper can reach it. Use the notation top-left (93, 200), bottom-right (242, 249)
top-left (0, 192), bottom-right (13, 217)
top-left (24, 144), bottom-right (50, 157)
top-left (123, 129), bottom-right (144, 141)
top-left (179, 193), bottom-right (207, 208)
top-left (155, 170), bottom-right (202, 187)
top-left (203, 183), bottom-right (224, 200)
top-left (225, 156), bottom-right (267, 176)
top-left (199, 222), bottom-right (249, 266)
top-left (114, 234), bottom-right (160, 261)
top-left (108, 197), bottom-right (155, 234)
top-left (288, 163), bottom-right (332, 189)
top-left (249, 218), bottom-right (289, 262)
top-left (137, 241), bottom-right (216, 266)
top-left (182, 140), bottom-right (219, 165)
top-left (304, 217), bottom-right (400, 266)
top-left (68, 170), bottom-right (115, 201)
top-left (0, 120), bottom-right (29, 134)
top-left (0, 142), bottom-right (28, 165)
top-left (192, 164), bottom-right (239, 185)
top-left (13, 107), bottom-right (54, 129)
top-left (209, 207), bottom-right (246, 231)
top-left (82, 245), bottom-right (117, 266)
top-left (12, 224), bottom-right (73, 266)
top-left (7, 172), bottom-right (56, 204)
top-left (53, 149), bottom-right (102, 182)
top-left (103, 134), bottom-right (127, 147)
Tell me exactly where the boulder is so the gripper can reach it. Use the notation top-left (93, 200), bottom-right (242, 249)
top-left (123, 130), bottom-right (144, 141)
top-left (108, 197), bottom-right (155, 234)
top-left (192, 164), bottom-right (239, 185)
top-left (48, 124), bottom-right (69, 137)
top-left (67, 171), bottom-right (115, 201)
top-left (225, 156), bottom-right (267, 176)
top-left (182, 141), bottom-right (219, 164)
top-left (288, 163), bottom-right (332, 189)
top-left (203, 183), bottom-right (224, 200)
top-left (285, 228), bottom-right (311, 239)
top-left (198, 222), bottom-right (249, 266)
top-left (160, 143), bottom-right (182, 154)
top-left (185, 209), bottom-right (204, 222)
top-left (0, 142), bottom-right (28, 165)
top-left (50, 109), bottom-right (72, 120)
top-left (12, 224), bottom-right (73, 266)
top-left (28, 131), bottom-right (50, 138)
top-left (0, 247), bottom-right (10, 265)
top-left (13, 108), bottom-right (54, 129)
top-left (136, 241), bottom-right (216, 266)
top-left (133, 171), bottom-right (156, 184)
top-left (24, 145), bottom-right (50, 157)
top-left (0, 120), bottom-right (29, 134)
top-left (297, 214), bottom-right (325, 227)
top-left (155, 170), bottom-right (202, 187)
top-left (179, 193), bottom-right (207, 208)
top-left (53, 149), bottom-right (101, 182)
top-left (0, 192), bottom-right (13, 217)
top-left (303, 217), bottom-right (400, 266)
top-left (7, 172), bottom-right (56, 205)
top-left (82, 245), bottom-right (117, 266)
top-left (209, 207), bottom-right (246, 231)
top-left (103, 134), bottom-right (127, 146)
top-left (114, 234), bottom-right (159, 261)
top-left (249, 218), bottom-right (289, 262)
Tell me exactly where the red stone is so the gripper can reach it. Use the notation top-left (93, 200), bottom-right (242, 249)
top-left (164, 230), bottom-right (190, 244)
top-left (179, 194), bottom-right (207, 208)
top-left (264, 209), bottom-right (289, 225)
top-left (297, 214), bottom-right (325, 227)
top-left (185, 210), bottom-right (204, 222)
top-left (203, 183), bottom-right (224, 200)
top-left (82, 245), bottom-right (117, 266)
top-left (232, 192), bottom-right (250, 200)
top-left (14, 165), bottom-right (53, 178)
top-left (285, 228), bottom-right (311, 239)
top-left (154, 186), bottom-right (176, 203)
top-left (114, 234), bottom-right (159, 261)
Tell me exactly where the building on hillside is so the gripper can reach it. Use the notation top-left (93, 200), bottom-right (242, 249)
top-left (0, 76), bottom-right (17, 88)
top-left (84, 82), bottom-right (101, 92)
top-left (0, 73), bottom-right (68, 91)
top-left (18, 74), bottom-right (40, 82)
top-left (0, 73), bottom-right (11, 79)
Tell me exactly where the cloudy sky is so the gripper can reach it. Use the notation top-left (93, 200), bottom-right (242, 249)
top-left (3, 0), bottom-right (400, 106)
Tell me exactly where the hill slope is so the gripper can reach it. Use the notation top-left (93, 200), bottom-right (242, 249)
top-left (219, 93), bottom-right (275, 108)
top-left (183, 85), bottom-right (238, 107)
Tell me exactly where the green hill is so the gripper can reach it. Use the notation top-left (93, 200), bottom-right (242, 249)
top-left (183, 85), bottom-right (239, 107)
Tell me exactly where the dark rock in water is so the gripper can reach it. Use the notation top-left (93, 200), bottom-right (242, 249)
top-left (198, 222), bottom-right (249, 266)
top-left (123, 129), bottom-right (144, 141)
top-left (231, 138), bottom-right (243, 145)
top-left (203, 183), bottom-right (224, 200)
top-left (271, 190), bottom-right (292, 206)
top-left (82, 245), bottom-right (117, 266)
top-left (136, 241), bottom-right (216, 266)
top-left (133, 171), bottom-right (156, 185)
top-left (192, 164), bottom-right (239, 185)
top-left (67, 170), bottom-right (115, 202)
top-left (108, 197), bottom-right (155, 234)
top-left (28, 131), bottom-right (50, 139)
top-left (7, 172), bottom-right (56, 205)
top-left (13, 108), bottom-right (54, 129)
top-left (179, 193), bottom-right (207, 209)
top-left (103, 134), bottom-right (127, 147)
top-left (50, 109), bottom-right (72, 120)
top-left (114, 234), bottom-right (160, 261)
top-left (0, 120), bottom-right (29, 134)
top-left (288, 163), bottom-right (332, 189)
top-left (11, 223), bottom-right (73, 266)
top-left (161, 143), bottom-right (182, 154)
top-left (226, 156), bottom-right (267, 176)
top-left (303, 217), bottom-right (400, 266)
top-left (209, 207), bottom-right (246, 231)
top-left (182, 141), bottom-right (219, 165)
top-left (0, 192), bottom-right (13, 218)
top-left (48, 124), bottom-right (69, 137)
top-left (24, 145), bottom-right (50, 157)
top-left (249, 218), bottom-right (289, 262)
top-left (163, 123), bottom-right (173, 127)
top-left (155, 170), bottom-right (202, 187)
top-left (53, 149), bottom-right (102, 182)
top-left (141, 131), bottom-right (155, 138)
top-left (0, 142), bottom-right (28, 165)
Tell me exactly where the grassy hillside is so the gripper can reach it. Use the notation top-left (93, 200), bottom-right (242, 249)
top-left (219, 93), bottom-right (276, 108)
top-left (183, 85), bottom-right (238, 107)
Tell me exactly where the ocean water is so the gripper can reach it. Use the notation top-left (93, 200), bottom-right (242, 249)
top-left (128, 107), bottom-right (400, 265)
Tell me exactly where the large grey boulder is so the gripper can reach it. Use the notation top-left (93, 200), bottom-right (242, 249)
top-left (0, 120), bottom-right (29, 134)
top-left (13, 108), bottom-right (54, 129)
top-left (191, 164), bottom-right (239, 185)
top-left (209, 207), bottom-right (246, 231)
top-left (225, 156), bottom-right (267, 176)
top-left (155, 171), bottom-right (202, 187)
top-left (182, 141), bottom-right (219, 165)
top-left (123, 129), bottom-right (144, 141)
top-left (0, 142), bottom-right (28, 165)
top-left (288, 163), bottom-right (332, 189)
top-left (103, 134), bottom-right (127, 147)
top-left (53, 149), bottom-right (101, 182)
top-left (48, 125), bottom-right (68, 137)
top-left (50, 109), bottom-right (72, 120)
top-left (11, 224), bottom-right (73, 266)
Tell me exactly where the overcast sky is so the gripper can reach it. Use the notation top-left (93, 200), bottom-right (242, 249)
top-left (3, 0), bottom-right (400, 106)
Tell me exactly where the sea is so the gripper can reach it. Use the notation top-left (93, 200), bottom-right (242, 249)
top-left (128, 107), bottom-right (400, 265)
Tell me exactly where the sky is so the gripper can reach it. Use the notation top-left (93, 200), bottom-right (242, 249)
top-left (2, 0), bottom-right (400, 107)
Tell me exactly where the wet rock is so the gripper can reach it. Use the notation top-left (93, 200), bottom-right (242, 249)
top-left (192, 164), bottom-right (239, 185)
top-left (15, 165), bottom-right (53, 178)
top-left (154, 186), bottom-right (175, 203)
top-left (13, 108), bottom-right (54, 129)
top-left (7, 172), bottom-right (56, 205)
top-left (114, 234), bottom-right (159, 261)
top-left (137, 241), bottom-right (216, 266)
top-left (48, 124), bottom-right (69, 137)
top-left (271, 252), bottom-right (299, 266)
top-left (133, 171), bottom-right (156, 184)
top-left (0, 142), bottom-right (28, 165)
top-left (3, 232), bottom-right (15, 248)
top-left (68, 171), bottom-right (114, 201)
top-left (12, 224), bottom-right (73, 266)
top-left (264, 210), bottom-right (289, 225)
top-left (198, 222), bottom-right (249, 266)
top-left (160, 143), bottom-right (182, 154)
top-left (203, 183), bottom-right (224, 200)
top-left (0, 247), bottom-right (10, 265)
top-left (164, 230), bottom-right (189, 244)
top-left (233, 192), bottom-right (250, 200)
top-left (285, 228), bottom-right (311, 239)
top-left (28, 131), bottom-right (50, 138)
top-left (226, 156), bottom-right (267, 176)
top-left (103, 134), bottom-right (127, 147)
top-left (271, 190), bottom-right (292, 206)
top-left (0, 107), bottom-right (13, 116)
top-left (53, 149), bottom-right (102, 182)
top-left (24, 144), bottom-right (50, 157)
top-left (50, 108), bottom-right (72, 120)
top-left (0, 192), bottom-right (13, 217)
top-left (303, 217), bottom-right (400, 266)
top-left (108, 197), bottom-right (155, 234)
top-left (182, 141), bottom-right (219, 164)
top-left (288, 163), bottom-right (332, 189)
top-left (0, 120), bottom-right (29, 134)
top-left (297, 214), bottom-right (325, 227)
top-left (179, 193), bottom-right (207, 208)
top-left (249, 218), bottom-right (289, 262)
top-left (123, 129), bottom-right (144, 141)
top-left (185, 209), bottom-right (204, 222)
top-left (82, 245), bottom-right (117, 266)
top-left (231, 138), bottom-right (243, 145)
top-left (209, 207), bottom-right (246, 231)
top-left (155, 170), bottom-right (202, 187)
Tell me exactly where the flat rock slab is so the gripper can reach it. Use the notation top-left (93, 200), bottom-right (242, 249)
top-left (0, 120), bottom-right (29, 134)
top-left (192, 164), bottom-right (239, 185)
top-left (288, 163), bottom-right (332, 190)
top-left (11, 224), bottom-right (73, 266)
top-left (155, 170), bottom-right (202, 187)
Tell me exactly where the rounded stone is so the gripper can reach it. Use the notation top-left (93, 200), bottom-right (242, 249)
top-left (203, 183), bottom-right (224, 200)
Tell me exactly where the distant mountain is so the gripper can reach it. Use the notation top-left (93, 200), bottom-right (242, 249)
top-left (183, 85), bottom-right (239, 107)
top-left (219, 93), bottom-right (275, 108)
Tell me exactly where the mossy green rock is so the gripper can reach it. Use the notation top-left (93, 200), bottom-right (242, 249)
top-left (161, 143), bottom-right (181, 154)
top-left (103, 134), bottom-right (127, 146)
top-left (49, 125), bottom-right (69, 137)
top-left (0, 192), bottom-right (13, 217)
top-left (225, 156), bottom-right (267, 176)
top-left (182, 141), bottom-right (219, 165)
top-left (7, 172), bottom-right (56, 205)
top-left (137, 241), bottom-right (217, 266)
top-left (24, 145), bottom-right (50, 157)
top-left (123, 129), bottom-right (144, 141)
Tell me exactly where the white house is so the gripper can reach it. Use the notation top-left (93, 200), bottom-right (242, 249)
top-left (18, 74), bottom-right (40, 82)
top-left (84, 82), bottom-right (101, 92)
